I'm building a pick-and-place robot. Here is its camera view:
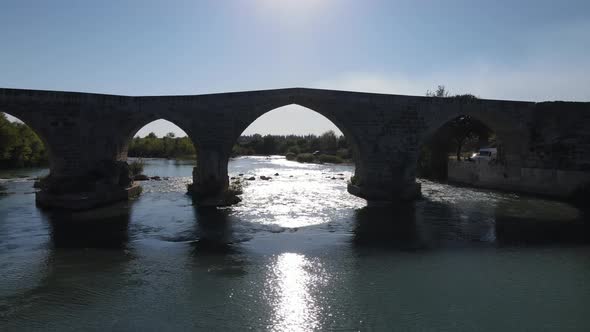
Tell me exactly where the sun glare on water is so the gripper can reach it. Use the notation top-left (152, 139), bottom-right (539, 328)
top-left (265, 253), bottom-right (327, 331)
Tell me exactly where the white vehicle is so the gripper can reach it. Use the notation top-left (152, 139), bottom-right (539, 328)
top-left (470, 148), bottom-right (497, 162)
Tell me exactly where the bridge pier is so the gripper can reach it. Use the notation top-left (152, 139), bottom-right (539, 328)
top-left (346, 148), bottom-right (423, 205)
top-left (36, 182), bottom-right (141, 210)
top-left (35, 161), bottom-right (142, 210)
top-left (187, 147), bottom-right (239, 207)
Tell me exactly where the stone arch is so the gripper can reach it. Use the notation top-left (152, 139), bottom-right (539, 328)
top-left (226, 101), bottom-right (367, 179)
top-left (422, 110), bottom-right (520, 148)
top-left (418, 101), bottom-right (526, 168)
top-left (413, 100), bottom-right (527, 185)
top-left (417, 114), bottom-right (496, 180)
top-left (116, 116), bottom-right (199, 162)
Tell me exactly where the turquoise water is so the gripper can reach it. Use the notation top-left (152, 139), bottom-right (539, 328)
top-left (1, 157), bottom-right (589, 331)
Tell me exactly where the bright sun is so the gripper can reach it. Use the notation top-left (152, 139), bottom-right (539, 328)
top-left (259, 0), bottom-right (329, 13)
top-left (256, 0), bottom-right (332, 27)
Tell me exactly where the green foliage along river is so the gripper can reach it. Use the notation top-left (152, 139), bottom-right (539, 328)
top-left (0, 113), bottom-right (47, 168)
top-left (127, 130), bottom-right (353, 163)
top-left (0, 113), bottom-right (352, 169)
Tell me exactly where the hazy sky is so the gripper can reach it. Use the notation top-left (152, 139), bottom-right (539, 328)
top-left (1, 0), bottom-right (589, 137)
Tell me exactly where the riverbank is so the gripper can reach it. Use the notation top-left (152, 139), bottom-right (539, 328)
top-left (229, 153), bottom-right (352, 165)
top-left (128, 154), bottom-right (196, 160)
top-left (129, 153), bottom-right (351, 164)
top-left (285, 152), bottom-right (352, 164)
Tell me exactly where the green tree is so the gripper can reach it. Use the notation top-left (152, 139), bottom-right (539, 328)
top-left (128, 132), bottom-right (196, 159)
top-left (0, 113), bottom-right (48, 168)
top-left (262, 135), bottom-right (277, 155)
top-left (426, 85), bottom-right (449, 97)
top-left (319, 130), bottom-right (338, 154)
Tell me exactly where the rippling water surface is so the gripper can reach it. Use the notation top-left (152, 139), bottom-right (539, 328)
top-left (1, 157), bottom-right (589, 331)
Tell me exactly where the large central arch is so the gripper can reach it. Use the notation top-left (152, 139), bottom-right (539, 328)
top-left (162, 90), bottom-right (376, 206)
top-left (227, 102), bottom-right (365, 174)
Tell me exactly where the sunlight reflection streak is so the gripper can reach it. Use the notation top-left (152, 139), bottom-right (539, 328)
top-left (266, 253), bottom-right (326, 331)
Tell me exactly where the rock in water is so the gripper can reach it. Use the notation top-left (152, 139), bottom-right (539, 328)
top-left (134, 174), bottom-right (149, 181)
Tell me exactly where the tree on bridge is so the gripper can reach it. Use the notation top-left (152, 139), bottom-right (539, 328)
top-left (426, 85), bottom-right (450, 98)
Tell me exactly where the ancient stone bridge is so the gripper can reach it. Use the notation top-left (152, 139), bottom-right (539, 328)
top-left (1, 87), bottom-right (589, 210)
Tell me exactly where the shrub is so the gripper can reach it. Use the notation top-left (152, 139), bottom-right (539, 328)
top-left (336, 148), bottom-right (351, 159)
top-left (232, 145), bottom-right (255, 157)
top-left (228, 178), bottom-right (245, 195)
top-left (129, 159), bottom-right (145, 176)
top-left (318, 154), bottom-right (344, 164)
top-left (296, 153), bottom-right (315, 163)
top-left (287, 146), bottom-right (301, 155)
top-left (285, 152), bottom-right (296, 161)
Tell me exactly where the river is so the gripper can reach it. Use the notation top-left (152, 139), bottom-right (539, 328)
top-left (1, 156), bottom-right (589, 331)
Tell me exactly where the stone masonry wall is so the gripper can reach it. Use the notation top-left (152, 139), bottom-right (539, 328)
top-left (1, 87), bottom-right (589, 207)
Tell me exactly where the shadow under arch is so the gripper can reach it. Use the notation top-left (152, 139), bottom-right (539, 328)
top-left (192, 206), bottom-right (235, 253)
top-left (416, 114), bottom-right (498, 181)
top-left (352, 204), bottom-right (424, 250)
top-left (352, 200), bottom-right (494, 250)
top-left (228, 102), bottom-right (366, 184)
top-left (41, 202), bottom-right (132, 249)
top-left (1, 207), bottom-right (134, 326)
top-left (419, 99), bottom-right (526, 169)
top-left (190, 206), bottom-right (249, 278)
top-left (353, 197), bottom-right (590, 252)
top-left (494, 199), bottom-right (590, 246)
